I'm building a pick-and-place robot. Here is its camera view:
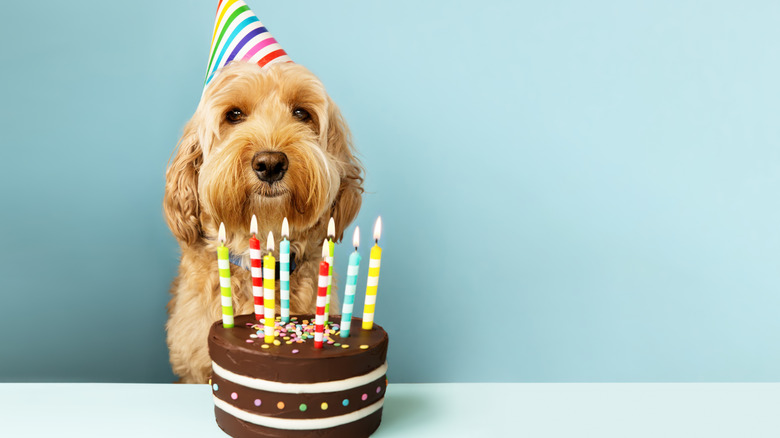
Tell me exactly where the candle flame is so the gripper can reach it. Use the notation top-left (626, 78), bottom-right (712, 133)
top-left (218, 222), bottom-right (226, 244)
top-left (373, 216), bottom-right (382, 243)
top-left (353, 226), bottom-right (360, 249)
top-left (266, 231), bottom-right (274, 251)
top-left (250, 215), bottom-right (258, 236)
top-left (321, 239), bottom-right (329, 259)
top-left (281, 217), bottom-right (289, 239)
top-left (327, 217), bottom-right (335, 239)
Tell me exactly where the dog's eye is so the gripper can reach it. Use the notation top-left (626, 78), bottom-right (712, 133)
top-left (225, 108), bottom-right (245, 124)
top-left (292, 107), bottom-right (311, 122)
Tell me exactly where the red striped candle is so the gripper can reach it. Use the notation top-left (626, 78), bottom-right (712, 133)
top-left (314, 240), bottom-right (329, 349)
top-left (249, 215), bottom-right (263, 321)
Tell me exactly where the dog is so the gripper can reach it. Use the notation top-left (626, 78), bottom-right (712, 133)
top-left (163, 61), bottom-right (363, 383)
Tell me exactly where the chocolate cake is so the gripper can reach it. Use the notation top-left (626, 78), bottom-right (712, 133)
top-left (208, 314), bottom-right (389, 437)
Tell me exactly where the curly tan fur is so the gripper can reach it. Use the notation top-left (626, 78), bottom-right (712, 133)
top-left (164, 62), bottom-right (363, 383)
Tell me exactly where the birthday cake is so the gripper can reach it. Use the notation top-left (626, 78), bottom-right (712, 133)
top-left (208, 314), bottom-right (389, 438)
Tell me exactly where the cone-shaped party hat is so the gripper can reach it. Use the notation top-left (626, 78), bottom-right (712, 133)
top-left (204, 0), bottom-right (292, 89)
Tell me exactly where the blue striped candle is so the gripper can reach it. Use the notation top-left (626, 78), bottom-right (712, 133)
top-left (340, 227), bottom-right (361, 338)
top-left (280, 218), bottom-right (291, 323)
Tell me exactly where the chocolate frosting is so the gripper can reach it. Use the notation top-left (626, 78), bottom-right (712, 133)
top-left (208, 315), bottom-right (388, 383)
top-left (215, 407), bottom-right (383, 438)
top-left (212, 373), bottom-right (386, 419)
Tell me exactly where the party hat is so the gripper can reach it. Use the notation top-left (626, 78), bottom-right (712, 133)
top-left (204, 0), bottom-right (292, 89)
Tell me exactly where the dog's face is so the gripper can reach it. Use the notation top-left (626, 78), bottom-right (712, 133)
top-left (164, 62), bottom-right (362, 250)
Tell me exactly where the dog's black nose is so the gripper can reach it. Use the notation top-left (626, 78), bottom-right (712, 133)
top-left (252, 151), bottom-right (289, 183)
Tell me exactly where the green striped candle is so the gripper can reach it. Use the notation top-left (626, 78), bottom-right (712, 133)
top-left (217, 222), bottom-right (234, 328)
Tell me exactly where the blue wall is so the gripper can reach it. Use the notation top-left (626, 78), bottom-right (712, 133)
top-left (1, 0), bottom-right (779, 383)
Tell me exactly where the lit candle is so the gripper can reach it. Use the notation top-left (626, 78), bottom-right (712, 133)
top-left (324, 217), bottom-right (335, 323)
top-left (249, 215), bottom-right (263, 321)
top-left (217, 223), bottom-right (234, 328)
top-left (280, 217), bottom-right (291, 323)
top-left (362, 217), bottom-right (383, 330)
top-left (339, 227), bottom-right (361, 338)
top-left (314, 240), bottom-right (329, 349)
top-left (263, 232), bottom-right (276, 343)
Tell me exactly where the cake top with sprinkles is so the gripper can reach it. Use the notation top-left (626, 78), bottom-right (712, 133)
top-left (208, 314), bottom-right (388, 383)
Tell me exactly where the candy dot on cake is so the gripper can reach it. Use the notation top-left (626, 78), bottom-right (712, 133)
top-left (212, 383), bottom-right (218, 391)
top-left (277, 401), bottom-right (285, 409)
top-left (299, 403), bottom-right (307, 412)
top-left (361, 393), bottom-right (368, 401)
top-left (376, 386), bottom-right (382, 393)
top-left (254, 399), bottom-right (262, 407)
top-left (231, 392), bottom-right (238, 400)
top-left (321, 402), bottom-right (328, 410)
top-left (342, 399), bottom-right (349, 407)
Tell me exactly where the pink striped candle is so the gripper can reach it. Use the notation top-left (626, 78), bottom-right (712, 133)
top-left (249, 215), bottom-right (263, 321)
top-left (314, 240), bottom-right (329, 349)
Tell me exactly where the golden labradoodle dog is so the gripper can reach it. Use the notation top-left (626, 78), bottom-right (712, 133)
top-left (164, 61), bottom-right (363, 383)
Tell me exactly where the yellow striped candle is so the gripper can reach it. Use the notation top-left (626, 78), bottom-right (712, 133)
top-left (263, 231), bottom-right (276, 343)
top-left (362, 217), bottom-right (383, 330)
top-left (217, 223), bottom-right (234, 328)
top-left (324, 217), bottom-right (335, 323)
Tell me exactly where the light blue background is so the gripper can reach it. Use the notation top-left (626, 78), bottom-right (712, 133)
top-left (1, 0), bottom-right (779, 383)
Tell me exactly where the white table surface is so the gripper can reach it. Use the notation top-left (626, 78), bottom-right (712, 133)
top-left (1, 383), bottom-right (779, 437)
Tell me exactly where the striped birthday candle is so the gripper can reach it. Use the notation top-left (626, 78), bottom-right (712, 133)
top-left (217, 223), bottom-right (234, 328)
top-left (280, 217), bottom-right (291, 323)
top-left (362, 217), bottom-right (383, 330)
top-left (340, 227), bottom-right (361, 338)
top-left (263, 232), bottom-right (276, 343)
top-left (249, 215), bottom-right (263, 321)
top-left (324, 217), bottom-right (335, 323)
top-left (204, 0), bottom-right (292, 89)
top-left (314, 240), bottom-right (329, 349)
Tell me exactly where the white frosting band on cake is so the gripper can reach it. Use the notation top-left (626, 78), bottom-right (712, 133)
top-left (212, 361), bottom-right (388, 394)
top-left (214, 396), bottom-right (384, 430)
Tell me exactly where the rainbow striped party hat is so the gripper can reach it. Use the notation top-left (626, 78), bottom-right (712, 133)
top-left (204, 0), bottom-right (292, 89)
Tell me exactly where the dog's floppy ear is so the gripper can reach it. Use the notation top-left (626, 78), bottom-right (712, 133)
top-left (164, 120), bottom-right (203, 246)
top-left (326, 98), bottom-right (364, 242)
